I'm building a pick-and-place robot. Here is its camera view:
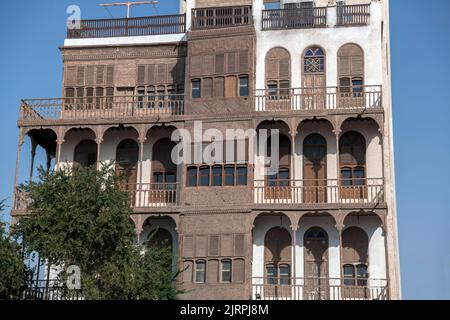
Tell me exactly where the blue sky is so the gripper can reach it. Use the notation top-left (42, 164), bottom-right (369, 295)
top-left (0, 0), bottom-right (449, 300)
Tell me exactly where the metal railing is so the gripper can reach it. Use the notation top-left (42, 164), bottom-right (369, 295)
top-left (337, 4), bottom-right (371, 26)
top-left (254, 178), bottom-right (384, 205)
top-left (192, 6), bottom-right (252, 30)
top-left (252, 277), bottom-right (389, 300)
top-left (262, 7), bottom-right (327, 30)
top-left (255, 85), bottom-right (382, 112)
top-left (19, 94), bottom-right (185, 123)
top-left (22, 280), bottom-right (83, 301)
top-left (67, 14), bottom-right (186, 39)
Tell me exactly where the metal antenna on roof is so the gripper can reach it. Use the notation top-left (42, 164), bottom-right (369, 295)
top-left (99, 1), bottom-right (159, 18)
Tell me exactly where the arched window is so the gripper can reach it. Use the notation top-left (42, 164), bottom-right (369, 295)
top-left (303, 134), bottom-right (327, 203)
top-left (303, 46), bottom-right (326, 109)
top-left (265, 47), bottom-right (291, 100)
top-left (342, 227), bottom-right (369, 297)
top-left (339, 131), bottom-right (366, 189)
top-left (304, 47), bottom-right (325, 74)
top-left (266, 134), bottom-right (292, 199)
top-left (304, 227), bottom-right (329, 299)
top-left (264, 227), bottom-right (292, 285)
top-left (116, 139), bottom-right (139, 186)
top-left (152, 138), bottom-right (177, 185)
top-left (338, 44), bottom-right (364, 99)
top-left (147, 228), bottom-right (173, 251)
top-left (73, 140), bottom-right (97, 168)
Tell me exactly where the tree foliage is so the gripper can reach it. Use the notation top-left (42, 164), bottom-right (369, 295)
top-left (13, 165), bottom-right (180, 300)
top-left (0, 200), bottom-right (30, 300)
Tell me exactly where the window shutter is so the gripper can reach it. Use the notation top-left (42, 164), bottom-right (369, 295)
top-left (351, 56), bottom-right (364, 76)
top-left (206, 260), bottom-right (219, 283)
top-left (65, 87), bottom-right (75, 98)
top-left (106, 65), bottom-right (114, 85)
top-left (182, 261), bottom-right (193, 282)
top-left (227, 52), bottom-right (237, 73)
top-left (176, 60), bottom-right (185, 84)
top-left (215, 54), bottom-right (225, 74)
top-left (157, 64), bottom-right (167, 83)
top-left (234, 234), bottom-right (245, 256)
top-left (195, 235), bottom-right (208, 257)
top-left (86, 66), bottom-right (95, 85)
top-left (279, 59), bottom-right (290, 78)
top-left (203, 78), bottom-right (213, 98)
top-left (225, 76), bottom-right (237, 98)
top-left (96, 65), bottom-right (105, 85)
top-left (76, 66), bottom-right (85, 86)
top-left (214, 77), bottom-right (224, 97)
top-left (232, 259), bottom-right (245, 283)
top-left (137, 65), bottom-right (146, 84)
top-left (147, 64), bottom-right (156, 84)
top-left (338, 56), bottom-right (351, 76)
top-left (183, 235), bottom-right (194, 258)
top-left (239, 50), bottom-right (249, 72)
top-left (191, 56), bottom-right (203, 77)
top-left (64, 66), bottom-right (77, 86)
top-left (220, 235), bottom-right (233, 257)
top-left (209, 235), bottom-right (220, 256)
top-left (167, 63), bottom-right (176, 83)
top-left (266, 59), bottom-right (278, 79)
top-left (204, 55), bottom-right (214, 75)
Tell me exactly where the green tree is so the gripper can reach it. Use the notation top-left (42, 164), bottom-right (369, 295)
top-left (0, 200), bottom-right (30, 300)
top-left (13, 165), bottom-right (180, 300)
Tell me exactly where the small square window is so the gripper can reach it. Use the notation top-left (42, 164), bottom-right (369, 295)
top-left (192, 79), bottom-right (201, 99)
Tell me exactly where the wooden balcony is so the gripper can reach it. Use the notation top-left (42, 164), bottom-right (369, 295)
top-left (191, 6), bottom-right (253, 30)
top-left (262, 7), bottom-right (327, 30)
top-left (255, 85), bottom-right (382, 112)
top-left (19, 94), bottom-right (184, 125)
top-left (252, 277), bottom-right (389, 300)
top-left (337, 4), bottom-right (371, 27)
top-left (254, 178), bottom-right (385, 206)
top-left (67, 14), bottom-right (186, 39)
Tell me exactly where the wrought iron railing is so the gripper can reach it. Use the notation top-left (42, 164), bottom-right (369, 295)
top-left (255, 85), bottom-right (382, 112)
top-left (252, 277), bottom-right (389, 300)
top-left (67, 14), bottom-right (186, 39)
top-left (192, 6), bottom-right (252, 30)
top-left (22, 280), bottom-right (83, 301)
top-left (254, 178), bottom-right (384, 205)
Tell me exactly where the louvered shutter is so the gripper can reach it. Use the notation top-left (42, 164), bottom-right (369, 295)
top-left (183, 235), bottom-right (194, 258)
top-left (225, 76), bottom-right (237, 98)
top-left (232, 259), bottom-right (245, 283)
top-left (191, 56), bottom-right (203, 77)
top-left (137, 65), bottom-right (146, 84)
top-left (167, 63), bottom-right (176, 83)
top-left (177, 60), bottom-right (185, 84)
top-left (182, 261), bottom-right (193, 282)
top-left (86, 66), bottom-right (95, 85)
top-left (214, 77), bottom-right (224, 97)
top-left (96, 65), bottom-right (105, 85)
top-left (209, 235), bottom-right (220, 256)
top-left (76, 66), bottom-right (85, 86)
top-left (215, 54), bottom-right (225, 74)
top-left (147, 64), bottom-right (156, 84)
top-left (266, 59), bottom-right (278, 79)
top-left (220, 235), bottom-right (233, 257)
top-left (195, 235), bottom-right (208, 257)
top-left (203, 78), bottom-right (213, 98)
top-left (234, 234), bottom-right (245, 256)
top-left (204, 55), bottom-right (214, 75)
top-left (351, 56), bottom-right (364, 76)
top-left (106, 65), bottom-right (114, 85)
top-left (227, 52), bottom-right (237, 73)
top-left (65, 88), bottom-right (75, 99)
top-left (157, 64), bottom-right (167, 83)
top-left (338, 56), bottom-right (351, 76)
top-left (206, 260), bottom-right (219, 283)
top-left (279, 59), bottom-right (290, 78)
top-left (239, 50), bottom-right (249, 72)
top-left (64, 66), bottom-right (77, 86)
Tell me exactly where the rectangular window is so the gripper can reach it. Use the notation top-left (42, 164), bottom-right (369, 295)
top-left (224, 165), bottom-right (235, 186)
top-left (214, 77), bottom-right (225, 98)
top-left (236, 166), bottom-right (248, 186)
top-left (203, 78), bottom-right (213, 98)
top-left (266, 265), bottom-right (278, 285)
top-left (199, 166), bottom-right (210, 187)
top-left (221, 260), bottom-right (232, 283)
top-left (239, 75), bottom-right (249, 97)
top-left (211, 166), bottom-right (223, 186)
top-left (187, 167), bottom-right (198, 187)
top-left (191, 79), bottom-right (201, 99)
top-left (279, 265), bottom-right (291, 285)
top-left (195, 261), bottom-right (206, 283)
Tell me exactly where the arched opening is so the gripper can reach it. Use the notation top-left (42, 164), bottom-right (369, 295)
top-left (303, 46), bottom-right (326, 110)
top-left (265, 134), bottom-right (292, 200)
top-left (264, 227), bottom-right (292, 286)
top-left (342, 227), bottom-right (369, 298)
top-left (265, 47), bottom-right (291, 110)
top-left (116, 139), bottom-right (139, 197)
top-left (339, 131), bottom-right (367, 199)
top-left (338, 44), bottom-right (365, 108)
top-left (148, 228), bottom-right (173, 252)
top-left (73, 140), bottom-right (97, 168)
top-left (304, 227), bottom-right (329, 300)
top-left (151, 138), bottom-right (177, 203)
top-left (303, 134), bottom-right (327, 203)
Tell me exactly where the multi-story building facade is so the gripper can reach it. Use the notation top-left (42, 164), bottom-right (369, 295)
top-left (11, 0), bottom-right (401, 300)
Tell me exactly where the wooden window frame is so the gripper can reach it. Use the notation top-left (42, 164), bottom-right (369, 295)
top-left (220, 259), bottom-right (232, 283)
top-left (185, 164), bottom-right (249, 188)
top-left (194, 260), bottom-right (207, 284)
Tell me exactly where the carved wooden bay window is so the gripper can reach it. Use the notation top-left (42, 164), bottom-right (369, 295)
top-left (265, 47), bottom-right (291, 101)
top-left (190, 50), bottom-right (250, 99)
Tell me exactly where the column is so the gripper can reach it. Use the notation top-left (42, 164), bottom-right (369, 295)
top-left (336, 222), bottom-right (344, 300)
top-left (334, 129), bottom-right (341, 203)
top-left (29, 137), bottom-right (37, 182)
top-left (96, 137), bottom-right (102, 171)
top-left (56, 138), bottom-right (63, 170)
top-left (290, 130), bottom-right (297, 201)
top-left (13, 134), bottom-right (24, 211)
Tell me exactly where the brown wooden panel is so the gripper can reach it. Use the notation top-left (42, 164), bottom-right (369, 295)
top-left (64, 66), bottom-right (77, 86)
top-left (76, 66), bottom-right (85, 86)
top-left (234, 234), bottom-right (245, 257)
top-left (215, 53), bottom-right (225, 74)
top-left (183, 235), bottom-right (194, 258)
top-left (137, 65), bottom-right (146, 84)
top-left (195, 235), bottom-right (208, 257)
top-left (157, 64), bottom-right (167, 83)
top-left (204, 55), bottom-right (214, 76)
top-left (147, 64), bottom-right (156, 84)
top-left (227, 52), bottom-right (237, 73)
top-left (206, 260), bottom-right (219, 283)
top-left (209, 235), bottom-right (220, 257)
top-left (221, 235), bottom-right (234, 257)
top-left (233, 259), bottom-right (245, 283)
top-left (106, 65), bottom-right (114, 85)
top-left (86, 66), bottom-right (95, 85)
top-left (239, 50), bottom-right (249, 72)
top-left (191, 56), bottom-right (203, 77)
top-left (183, 260), bottom-right (193, 282)
top-left (225, 76), bottom-right (237, 98)
top-left (96, 65), bottom-right (105, 85)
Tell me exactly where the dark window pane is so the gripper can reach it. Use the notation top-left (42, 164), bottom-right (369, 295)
top-left (354, 167), bottom-right (365, 186)
top-left (239, 75), bottom-right (249, 97)
top-left (343, 265), bottom-right (355, 286)
top-left (236, 166), bottom-right (248, 186)
top-left (192, 79), bottom-right (201, 99)
top-left (187, 167), bottom-right (198, 187)
top-left (279, 265), bottom-right (291, 285)
top-left (341, 168), bottom-right (353, 186)
top-left (212, 166), bottom-right (223, 186)
top-left (224, 166), bottom-right (235, 186)
top-left (266, 265), bottom-right (278, 285)
top-left (199, 167), bottom-right (210, 186)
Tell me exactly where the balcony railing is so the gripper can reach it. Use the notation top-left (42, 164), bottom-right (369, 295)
top-left (67, 14), bottom-right (186, 39)
top-left (262, 7), bottom-right (327, 30)
top-left (254, 178), bottom-right (384, 205)
top-left (19, 94), bottom-right (185, 123)
top-left (337, 4), bottom-right (371, 27)
top-left (252, 277), bottom-right (389, 300)
top-left (192, 6), bottom-right (253, 30)
top-left (255, 85), bottom-right (382, 112)
top-left (22, 280), bottom-right (83, 301)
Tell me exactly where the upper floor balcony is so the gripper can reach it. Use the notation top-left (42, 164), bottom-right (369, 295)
top-left (191, 5), bottom-right (253, 31)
